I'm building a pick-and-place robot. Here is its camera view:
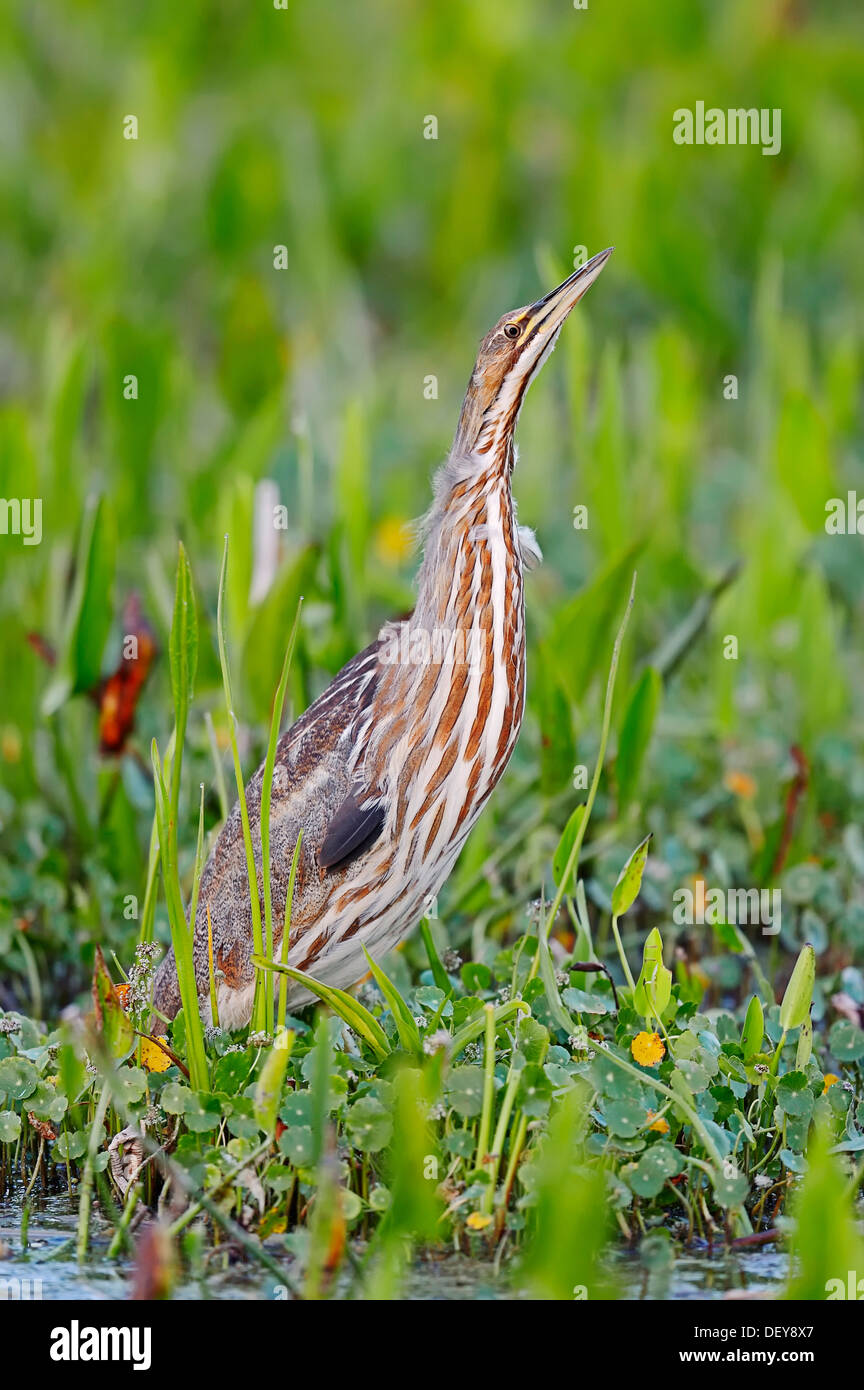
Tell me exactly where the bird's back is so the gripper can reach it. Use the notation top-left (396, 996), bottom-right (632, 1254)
top-left (154, 639), bottom-right (382, 1026)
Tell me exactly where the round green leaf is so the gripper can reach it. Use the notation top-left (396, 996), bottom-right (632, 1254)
top-left (779, 1148), bottom-right (808, 1174)
top-left (114, 1066), bottom-right (148, 1105)
top-left (677, 1059), bottom-right (710, 1093)
top-left (0, 1110), bottom-right (22, 1143)
top-left (264, 1162), bottom-right (295, 1192)
top-left (345, 1097), bottom-right (392, 1153)
top-left (160, 1081), bottom-right (191, 1114)
top-left (625, 1142), bottom-right (682, 1197)
top-left (183, 1091), bottom-right (222, 1132)
top-left (280, 1092), bottom-right (314, 1128)
top-left (516, 1064), bottom-right (553, 1118)
top-left (0, 1056), bottom-right (39, 1102)
top-left (278, 1127), bottom-right (315, 1166)
top-left (444, 1129), bottom-right (475, 1158)
top-left (54, 1129), bottom-right (87, 1160)
top-left (27, 1082), bottom-right (68, 1123)
top-left (445, 1066), bottom-right (486, 1118)
top-left (776, 1071), bottom-right (815, 1118)
top-left (829, 1019), bottom-right (864, 1062)
top-left (605, 1099), bottom-right (646, 1138)
top-left (712, 1163), bottom-right (749, 1208)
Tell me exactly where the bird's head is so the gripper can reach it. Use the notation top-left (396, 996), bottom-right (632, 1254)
top-left (454, 247), bottom-right (613, 458)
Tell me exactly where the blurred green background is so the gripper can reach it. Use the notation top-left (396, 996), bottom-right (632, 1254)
top-left (1, 0), bottom-right (862, 1010)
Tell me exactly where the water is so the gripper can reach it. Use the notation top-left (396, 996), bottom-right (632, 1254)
top-left (0, 1195), bottom-right (788, 1300)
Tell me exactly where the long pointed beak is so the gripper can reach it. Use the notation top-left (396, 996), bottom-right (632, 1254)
top-left (526, 246), bottom-right (614, 340)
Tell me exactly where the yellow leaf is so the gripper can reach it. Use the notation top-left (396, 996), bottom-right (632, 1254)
top-left (140, 1036), bottom-right (172, 1073)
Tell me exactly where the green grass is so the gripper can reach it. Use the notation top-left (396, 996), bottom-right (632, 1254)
top-left (1, 0), bottom-right (863, 1300)
top-left (1, 589), bottom-right (862, 1297)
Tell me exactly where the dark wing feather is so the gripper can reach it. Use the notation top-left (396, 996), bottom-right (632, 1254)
top-left (301, 636), bottom-right (389, 870)
top-left (318, 794), bottom-right (386, 869)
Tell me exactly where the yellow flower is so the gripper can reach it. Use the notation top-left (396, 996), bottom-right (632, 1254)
top-left (140, 1036), bottom-right (172, 1073)
top-left (374, 516), bottom-right (413, 567)
top-left (466, 1212), bottom-right (492, 1232)
top-left (724, 770), bottom-right (757, 799)
top-left (1, 726), bottom-right (21, 763)
top-left (631, 1032), bottom-right (665, 1067)
top-left (646, 1110), bottom-right (670, 1134)
top-left (823, 1073), bottom-right (840, 1093)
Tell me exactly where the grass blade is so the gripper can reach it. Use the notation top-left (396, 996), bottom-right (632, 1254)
top-left (216, 534), bottom-right (266, 1032)
top-left (252, 956), bottom-right (390, 1060)
top-left (277, 831), bottom-right (304, 1032)
top-left (420, 917), bottom-right (451, 994)
top-left (204, 711), bottom-right (229, 823)
top-left (449, 1000), bottom-right (529, 1058)
top-left (361, 947), bottom-right (422, 1056)
top-left (530, 572), bottom-right (637, 983)
top-left (260, 597), bottom-right (304, 1033)
top-left (151, 738), bottom-right (208, 1089)
top-left (168, 542), bottom-right (198, 822)
top-left (188, 782), bottom-right (206, 934)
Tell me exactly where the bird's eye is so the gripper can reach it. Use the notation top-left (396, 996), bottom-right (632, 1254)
top-left (503, 323), bottom-right (521, 339)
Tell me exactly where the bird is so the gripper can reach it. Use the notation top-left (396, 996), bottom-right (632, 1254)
top-left (153, 248), bottom-right (613, 1029)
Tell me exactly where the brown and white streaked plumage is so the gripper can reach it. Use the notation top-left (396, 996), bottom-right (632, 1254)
top-left (153, 249), bottom-right (613, 1028)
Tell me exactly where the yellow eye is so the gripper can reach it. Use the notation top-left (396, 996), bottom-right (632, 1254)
top-left (503, 323), bottom-right (521, 339)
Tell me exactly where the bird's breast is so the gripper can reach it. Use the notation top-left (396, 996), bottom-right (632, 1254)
top-left (371, 480), bottom-right (526, 868)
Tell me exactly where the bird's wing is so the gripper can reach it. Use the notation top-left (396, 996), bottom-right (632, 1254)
top-left (282, 638), bottom-right (380, 754)
top-left (188, 636), bottom-right (393, 999)
top-left (318, 792), bottom-right (386, 869)
top-left (280, 637), bottom-right (388, 871)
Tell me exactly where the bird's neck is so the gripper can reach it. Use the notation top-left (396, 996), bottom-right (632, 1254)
top-left (454, 363), bottom-right (527, 463)
top-left (368, 454), bottom-right (527, 821)
top-left (414, 454), bottom-right (523, 639)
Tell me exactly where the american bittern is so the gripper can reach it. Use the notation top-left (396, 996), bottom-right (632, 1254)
top-left (153, 248), bottom-right (612, 1027)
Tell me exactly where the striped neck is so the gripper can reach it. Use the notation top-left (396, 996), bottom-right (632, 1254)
top-left (363, 454), bottom-right (528, 842)
top-left (414, 455), bottom-right (522, 636)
